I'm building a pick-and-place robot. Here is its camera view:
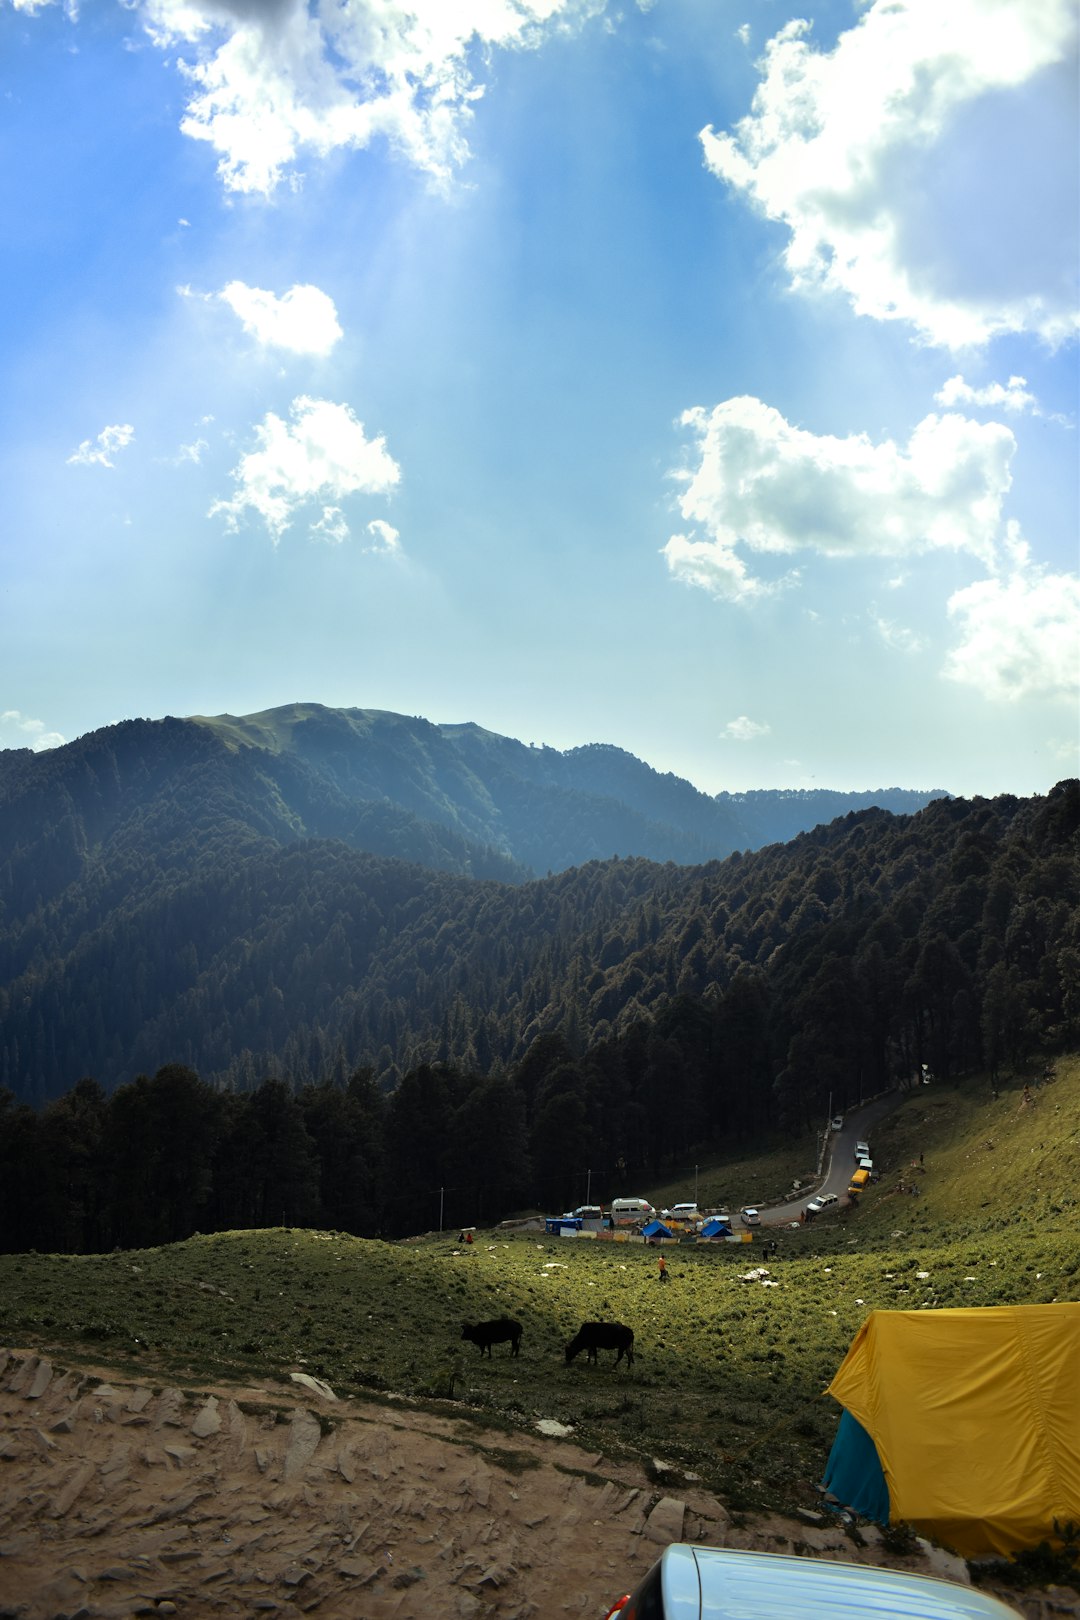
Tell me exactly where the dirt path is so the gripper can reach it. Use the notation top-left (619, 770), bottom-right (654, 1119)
top-left (0, 1348), bottom-right (1070, 1619)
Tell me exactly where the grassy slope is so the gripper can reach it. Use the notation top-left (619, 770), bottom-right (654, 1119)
top-left (1, 1059), bottom-right (1077, 1530)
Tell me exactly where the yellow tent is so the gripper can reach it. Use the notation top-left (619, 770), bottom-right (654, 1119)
top-left (825, 1303), bottom-right (1080, 1557)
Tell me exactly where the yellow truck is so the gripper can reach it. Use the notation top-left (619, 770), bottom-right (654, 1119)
top-left (848, 1167), bottom-right (871, 1194)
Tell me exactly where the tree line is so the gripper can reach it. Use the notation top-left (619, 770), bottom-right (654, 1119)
top-left (0, 973), bottom-right (779, 1255)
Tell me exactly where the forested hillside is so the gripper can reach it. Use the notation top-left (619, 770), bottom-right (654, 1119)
top-left (1, 722), bottom-right (1076, 1248)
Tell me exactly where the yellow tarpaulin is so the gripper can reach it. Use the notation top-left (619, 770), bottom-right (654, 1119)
top-left (826, 1303), bottom-right (1080, 1557)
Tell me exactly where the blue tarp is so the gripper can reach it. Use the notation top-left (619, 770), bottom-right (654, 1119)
top-left (700, 1218), bottom-right (733, 1238)
top-left (821, 1409), bottom-right (891, 1526)
top-left (642, 1219), bottom-right (674, 1239)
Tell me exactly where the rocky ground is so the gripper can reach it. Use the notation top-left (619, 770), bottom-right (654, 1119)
top-left (0, 1348), bottom-right (1076, 1620)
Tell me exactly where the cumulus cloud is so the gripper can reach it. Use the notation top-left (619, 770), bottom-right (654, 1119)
top-left (0, 711), bottom-right (65, 751)
top-left (217, 280), bottom-right (343, 355)
top-left (721, 715), bottom-right (770, 741)
top-left (67, 424), bottom-right (135, 468)
top-left (364, 518), bottom-right (401, 554)
top-left (134, 0), bottom-right (605, 195)
top-left (943, 533), bottom-right (1080, 702)
top-left (701, 0), bottom-right (1079, 348)
top-left (662, 396), bottom-right (1015, 600)
top-left (935, 375), bottom-right (1038, 414)
top-left (210, 395), bottom-right (400, 541)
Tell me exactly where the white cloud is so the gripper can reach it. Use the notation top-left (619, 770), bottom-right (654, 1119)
top-left (311, 505), bottom-right (350, 544)
top-left (217, 280), bottom-right (343, 355)
top-left (935, 375), bottom-right (1038, 414)
top-left (663, 396), bottom-right (1015, 600)
top-left (175, 437), bottom-right (208, 464)
top-left (872, 615), bottom-right (928, 655)
top-left (135, 0), bottom-right (606, 196)
top-left (943, 535), bottom-right (1080, 702)
top-left (67, 423), bottom-right (135, 468)
top-left (365, 518), bottom-right (401, 554)
top-left (10, 0), bottom-right (77, 13)
top-left (0, 710), bottom-right (65, 751)
top-left (721, 715), bottom-right (770, 741)
top-left (701, 0), bottom-right (1079, 348)
top-left (210, 395), bottom-right (400, 541)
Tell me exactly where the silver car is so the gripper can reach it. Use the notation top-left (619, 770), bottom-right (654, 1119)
top-left (603, 1545), bottom-right (1021, 1620)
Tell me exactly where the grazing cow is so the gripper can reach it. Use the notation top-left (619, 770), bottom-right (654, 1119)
top-left (461, 1317), bottom-right (523, 1358)
top-left (564, 1321), bottom-right (634, 1368)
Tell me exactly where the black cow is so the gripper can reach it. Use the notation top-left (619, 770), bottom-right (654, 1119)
top-left (564, 1321), bottom-right (634, 1368)
top-left (461, 1317), bottom-right (523, 1358)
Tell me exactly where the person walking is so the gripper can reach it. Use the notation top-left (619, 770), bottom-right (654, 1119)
top-left (658, 1254), bottom-right (669, 1283)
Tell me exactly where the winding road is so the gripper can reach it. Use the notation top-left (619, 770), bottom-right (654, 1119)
top-left (755, 1089), bottom-right (905, 1228)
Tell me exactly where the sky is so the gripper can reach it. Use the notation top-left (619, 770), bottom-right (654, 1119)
top-left (1, 0), bottom-right (1077, 799)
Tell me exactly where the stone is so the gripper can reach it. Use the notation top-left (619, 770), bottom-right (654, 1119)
top-left (914, 1538), bottom-right (970, 1585)
top-left (8, 1356), bottom-right (36, 1394)
top-left (289, 1373), bottom-right (337, 1401)
top-left (643, 1497), bottom-right (686, 1546)
top-left (191, 1397), bottom-right (222, 1439)
top-left (283, 1412), bottom-right (321, 1483)
top-left (155, 1390), bottom-right (187, 1428)
top-left (27, 1358), bottom-right (54, 1399)
top-left (164, 1445), bottom-right (197, 1468)
top-left (50, 1462), bottom-right (97, 1518)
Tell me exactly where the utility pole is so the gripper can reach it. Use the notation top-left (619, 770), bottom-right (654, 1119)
top-left (586, 1168), bottom-right (592, 1204)
top-left (439, 1187), bottom-right (444, 1233)
top-left (694, 1165), bottom-right (699, 1204)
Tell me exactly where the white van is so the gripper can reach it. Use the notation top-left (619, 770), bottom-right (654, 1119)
top-left (610, 1197), bottom-right (655, 1226)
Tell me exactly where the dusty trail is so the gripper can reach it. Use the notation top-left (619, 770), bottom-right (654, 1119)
top-left (0, 1349), bottom-right (1069, 1619)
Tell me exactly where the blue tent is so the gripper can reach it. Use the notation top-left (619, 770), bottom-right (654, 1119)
top-left (821, 1409), bottom-right (891, 1525)
top-left (642, 1219), bottom-right (674, 1239)
top-left (700, 1217), bottom-right (733, 1238)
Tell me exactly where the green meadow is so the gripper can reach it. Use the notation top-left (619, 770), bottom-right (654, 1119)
top-left (2, 1060), bottom-right (1076, 1524)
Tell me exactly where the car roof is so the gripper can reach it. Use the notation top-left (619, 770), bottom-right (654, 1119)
top-left (656, 1546), bottom-right (1019, 1620)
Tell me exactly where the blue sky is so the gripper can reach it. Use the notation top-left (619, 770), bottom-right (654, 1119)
top-left (2, 0), bottom-right (1077, 798)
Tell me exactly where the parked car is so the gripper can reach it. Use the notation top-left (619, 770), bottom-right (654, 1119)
top-left (831, 1115), bottom-right (844, 1130)
top-left (603, 1544), bottom-right (1022, 1620)
top-left (817, 1192), bottom-right (838, 1206)
top-left (610, 1197), bottom-right (656, 1226)
top-left (739, 1207), bottom-right (760, 1226)
top-left (670, 1202), bottom-right (699, 1219)
top-left (854, 1140), bottom-right (870, 1159)
top-left (805, 1197), bottom-right (825, 1216)
top-left (857, 1157), bottom-right (873, 1172)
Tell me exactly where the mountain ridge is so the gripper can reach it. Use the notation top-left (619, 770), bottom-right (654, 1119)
top-left (183, 701), bottom-right (949, 870)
